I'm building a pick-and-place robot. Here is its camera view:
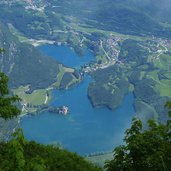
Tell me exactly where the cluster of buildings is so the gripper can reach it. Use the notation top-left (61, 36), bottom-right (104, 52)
top-left (59, 106), bottom-right (69, 115)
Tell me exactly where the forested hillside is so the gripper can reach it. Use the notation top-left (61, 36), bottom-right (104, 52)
top-left (1, 0), bottom-right (171, 39)
top-left (0, 22), bottom-right (59, 91)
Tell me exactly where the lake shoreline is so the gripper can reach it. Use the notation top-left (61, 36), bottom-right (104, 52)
top-left (21, 44), bottom-right (135, 157)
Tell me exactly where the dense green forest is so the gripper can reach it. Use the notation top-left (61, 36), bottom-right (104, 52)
top-left (0, 22), bottom-right (59, 91)
top-left (88, 65), bottom-right (129, 109)
top-left (88, 39), bottom-right (171, 125)
top-left (0, 130), bottom-right (101, 171)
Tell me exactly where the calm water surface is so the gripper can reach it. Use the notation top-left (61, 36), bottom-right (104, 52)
top-left (21, 45), bottom-right (135, 155)
top-left (40, 45), bottom-right (95, 68)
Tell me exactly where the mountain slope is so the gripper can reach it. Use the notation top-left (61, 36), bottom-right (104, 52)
top-left (0, 22), bottom-right (59, 91)
top-left (1, 0), bottom-right (171, 39)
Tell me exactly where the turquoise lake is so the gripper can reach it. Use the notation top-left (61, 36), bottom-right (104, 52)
top-left (21, 45), bottom-right (135, 155)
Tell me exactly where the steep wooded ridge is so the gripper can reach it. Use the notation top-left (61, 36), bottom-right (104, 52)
top-left (0, 22), bottom-right (59, 91)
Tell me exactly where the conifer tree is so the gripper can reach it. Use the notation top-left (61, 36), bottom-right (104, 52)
top-left (105, 104), bottom-right (171, 171)
top-left (0, 72), bottom-right (21, 119)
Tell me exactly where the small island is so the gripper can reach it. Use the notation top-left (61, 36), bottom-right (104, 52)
top-left (48, 106), bottom-right (69, 115)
